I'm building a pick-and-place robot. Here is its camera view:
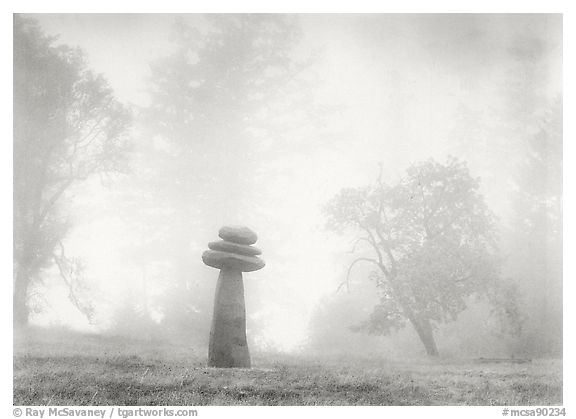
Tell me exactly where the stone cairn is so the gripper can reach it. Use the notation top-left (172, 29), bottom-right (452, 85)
top-left (202, 225), bottom-right (265, 368)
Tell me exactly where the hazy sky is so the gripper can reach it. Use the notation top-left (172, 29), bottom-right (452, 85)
top-left (25, 14), bottom-right (562, 350)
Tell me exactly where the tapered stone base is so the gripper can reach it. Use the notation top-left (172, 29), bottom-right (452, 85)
top-left (208, 268), bottom-right (251, 368)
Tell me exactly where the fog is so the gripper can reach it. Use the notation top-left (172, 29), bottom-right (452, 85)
top-left (15, 14), bottom-right (562, 359)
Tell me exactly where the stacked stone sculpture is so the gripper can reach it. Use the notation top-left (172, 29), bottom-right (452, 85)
top-left (202, 226), bottom-right (265, 368)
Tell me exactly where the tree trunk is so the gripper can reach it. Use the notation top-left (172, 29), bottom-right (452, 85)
top-left (415, 317), bottom-right (439, 357)
top-left (407, 315), bottom-right (439, 357)
top-left (395, 293), bottom-right (439, 356)
top-left (388, 286), bottom-right (440, 356)
top-left (381, 272), bottom-right (440, 357)
top-left (13, 268), bottom-right (31, 327)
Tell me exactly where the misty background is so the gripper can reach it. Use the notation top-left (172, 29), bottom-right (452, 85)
top-left (14, 14), bottom-right (562, 359)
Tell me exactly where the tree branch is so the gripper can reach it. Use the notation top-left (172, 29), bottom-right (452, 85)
top-left (373, 229), bottom-right (397, 277)
top-left (73, 116), bottom-right (107, 153)
top-left (53, 241), bottom-right (94, 322)
top-left (35, 177), bottom-right (75, 229)
top-left (348, 236), bottom-right (373, 254)
top-left (336, 257), bottom-right (382, 293)
top-left (361, 229), bottom-right (378, 258)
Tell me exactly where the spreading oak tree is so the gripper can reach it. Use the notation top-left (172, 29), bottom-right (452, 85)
top-left (13, 16), bottom-right (131, 326)
top-left (324, 158), bottom-right (505, 356)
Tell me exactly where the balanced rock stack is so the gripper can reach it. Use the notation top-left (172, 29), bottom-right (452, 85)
top-left (202, 226), bottom-right (265, 368)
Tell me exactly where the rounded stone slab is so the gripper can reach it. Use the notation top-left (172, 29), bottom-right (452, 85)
top-left (202, 250), bottom-right (265, 272)
top-left (208, 240), bottom-right (262, 256)
top-left (218, 225), bottom-right (258, 245)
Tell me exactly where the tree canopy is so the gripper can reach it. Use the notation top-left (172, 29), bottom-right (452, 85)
top-left (145, 15), bottom-right (311, 215)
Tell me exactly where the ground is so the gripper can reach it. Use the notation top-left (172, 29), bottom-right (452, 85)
top-left (14, 328), bottom-right (562, 406)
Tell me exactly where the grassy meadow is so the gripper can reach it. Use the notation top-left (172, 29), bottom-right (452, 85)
top-left (13, 328), bottom-right (562, 406)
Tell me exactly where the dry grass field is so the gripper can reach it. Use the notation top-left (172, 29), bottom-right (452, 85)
top-left (13, 328), bottom-right (562, 406)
